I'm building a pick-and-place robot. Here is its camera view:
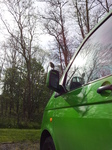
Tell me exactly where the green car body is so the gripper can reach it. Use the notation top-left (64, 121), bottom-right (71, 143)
top-left (40, 11), bottom-right (112, 150)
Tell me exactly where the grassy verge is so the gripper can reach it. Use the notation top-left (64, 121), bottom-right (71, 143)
top-left (0, 129), bottom-right (41, 143)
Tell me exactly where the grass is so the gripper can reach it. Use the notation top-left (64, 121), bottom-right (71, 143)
top-left (0, 129), bottom-right (41, 143)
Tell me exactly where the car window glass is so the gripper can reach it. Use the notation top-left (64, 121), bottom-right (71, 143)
top-left (65, 15), bottom-right (112, 91)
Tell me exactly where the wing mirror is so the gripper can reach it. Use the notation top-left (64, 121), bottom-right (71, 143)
top-left (46, 70), bottom-right (65, 93)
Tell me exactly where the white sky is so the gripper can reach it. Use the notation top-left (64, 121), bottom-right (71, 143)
top-left (0, 1), bottom-right (54, 50)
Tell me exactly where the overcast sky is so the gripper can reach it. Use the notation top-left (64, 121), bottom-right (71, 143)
top-left (0, 1), bottom-right (54, 51)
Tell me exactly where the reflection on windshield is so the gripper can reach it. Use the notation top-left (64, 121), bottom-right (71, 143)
top-left (66, 15), bottom-right (112, 91)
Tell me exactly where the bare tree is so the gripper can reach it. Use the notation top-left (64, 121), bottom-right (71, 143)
top-left (97, 0), bottom-right (112, 13)
top-left (40, 0), bottom-right (73, 74)
top-left (71, 0), bottom-right (110, 39)
top-left (0, 0), bottom-right (39, 120)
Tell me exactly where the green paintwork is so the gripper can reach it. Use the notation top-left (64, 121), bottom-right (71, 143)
top-left (41, 11), bottom-right (112, 150)
top-left (53, 76), bottom-right (112, 150)
top-left (46, 71), bottom-right (50, 87)
top-left (42, 75), bottom-right (112, 150)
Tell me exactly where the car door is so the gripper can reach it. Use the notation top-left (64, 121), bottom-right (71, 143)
top-left (53, 13), bottom-right (112, 150)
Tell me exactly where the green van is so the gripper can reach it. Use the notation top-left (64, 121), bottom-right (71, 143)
top-left (40, 11), bottom-right (112, 150)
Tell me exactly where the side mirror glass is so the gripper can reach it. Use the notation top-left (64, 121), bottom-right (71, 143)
top-left (46, 70), bottom-right (60, 93)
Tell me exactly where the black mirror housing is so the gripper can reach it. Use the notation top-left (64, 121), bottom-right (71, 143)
top-left (46, 70), bottom-right (60, 93)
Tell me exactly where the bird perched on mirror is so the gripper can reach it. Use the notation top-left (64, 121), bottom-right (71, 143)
top-left (49, 62), bottom-right (55, 70)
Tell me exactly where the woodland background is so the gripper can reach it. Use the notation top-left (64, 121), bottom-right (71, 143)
top-left (0, 0), bottom-right (112, 128)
